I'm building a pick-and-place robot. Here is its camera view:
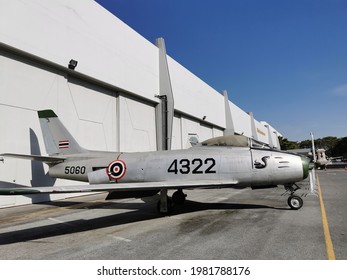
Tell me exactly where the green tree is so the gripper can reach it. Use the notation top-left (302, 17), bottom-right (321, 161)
top-left (299, 140), bottom-right (311, 149)
top-left (279, 137), bottom-right (299, 150)
top-left (314, 137), bottom-right (339, 157)
top-left (330, 137), bottom-right (347, 158)
top-left (315, 136), bottom-right (338, 149)
top-left (279, 136), bottom-right (346, 158)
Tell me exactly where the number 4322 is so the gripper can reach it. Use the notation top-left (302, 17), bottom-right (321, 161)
top-left (167, 158), bottom-right (216, 175)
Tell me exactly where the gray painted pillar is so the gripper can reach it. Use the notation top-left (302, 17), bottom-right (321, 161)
top-left (264, 124), bottom-right (274, 148)
top-left (155, 37), bottom-right (174, 151)
top-left (223, 90), bottom-right (235, 136)
top-left (248, 112), bottom-right (258, 141)
top-left (274, 131), bottom-right (281, 150)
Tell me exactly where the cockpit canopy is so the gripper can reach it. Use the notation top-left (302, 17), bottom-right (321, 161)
top-left (199, 135), bottom-right (270, 149)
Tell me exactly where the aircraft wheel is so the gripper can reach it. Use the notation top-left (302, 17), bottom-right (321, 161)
top-left (172, 190), bottom-right (186, 205)
top-left (288, 195), bottom-right (303, 210)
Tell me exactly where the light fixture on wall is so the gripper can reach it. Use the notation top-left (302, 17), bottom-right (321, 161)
top-left (68, 59), bottom-right (78, 70)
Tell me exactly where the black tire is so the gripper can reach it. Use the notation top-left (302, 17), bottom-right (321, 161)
top-left (288, 195), bottom-right (303, 210)
top-left (172, 190), bottom-right (186, 205)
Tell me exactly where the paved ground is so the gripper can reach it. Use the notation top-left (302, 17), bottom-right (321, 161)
top-left (0, 170), bottom-right (346, 260)
top-left (316, 169), bottom-right (347, 260)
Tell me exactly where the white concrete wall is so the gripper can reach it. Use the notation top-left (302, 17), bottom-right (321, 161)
top-left (168, 57), bottom-right (225, 128)
top-left (228, 101), bottom-right (252, 137)
top-left (254, 120), bottom-right (269, 144)
top-left (0, 0), bottom-right (159, 101)
top-left (0, 0), bottom-right (224, 128)
top-left (119, 96), bottom-right (157, 152)
top-left (261, 121), bottom-right (282, 149)
top-left (171, 115), bottom-right (224, 150)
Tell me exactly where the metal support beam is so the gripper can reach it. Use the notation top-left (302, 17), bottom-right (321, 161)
top-left (309, 132), bottom-right (318, 195)
top-left (274, 131), bottom-right (281, 150)
top-left (264, 124), bottom-right (274, 149)
top-left (248, 112), bottom-right (259, 141)
top-left (159, 189), bottom-right (168, 213)
top-left (223, 90), bottom-right (235, 136)
top-left (155, 37), bottom-right (174, 151)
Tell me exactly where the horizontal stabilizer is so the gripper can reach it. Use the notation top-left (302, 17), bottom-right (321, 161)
top-left (0, 153), bottom-right (65, 164)
top-left (0, 180), bottom-right (239, 195)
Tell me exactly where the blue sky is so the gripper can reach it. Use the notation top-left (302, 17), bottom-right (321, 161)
top-left (96, 0), bottom-right (347, 141)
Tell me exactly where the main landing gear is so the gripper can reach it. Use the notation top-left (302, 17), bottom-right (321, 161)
top-left (285, 184), bottom-right (303, 210)
top-left (157, 189), bottom-right (187, 214)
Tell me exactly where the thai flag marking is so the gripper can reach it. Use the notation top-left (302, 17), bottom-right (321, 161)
top-left (59, 140), bottom-right (69, 149)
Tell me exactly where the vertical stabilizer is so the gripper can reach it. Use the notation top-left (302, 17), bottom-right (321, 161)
top-left (38, 110), bottom-right (86, 155)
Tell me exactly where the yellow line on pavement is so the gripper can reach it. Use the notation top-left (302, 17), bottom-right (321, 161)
top-left (316, 174), bottom-right (336, 260)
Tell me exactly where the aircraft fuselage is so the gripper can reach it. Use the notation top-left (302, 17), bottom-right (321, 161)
top-left (48, 146), bottom-right (308, 188)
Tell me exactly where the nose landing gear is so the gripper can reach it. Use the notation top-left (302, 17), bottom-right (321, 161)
top-left (285, 184), bottom-right (303, 210)
top-left (288, 195), bottom-right (303, 210)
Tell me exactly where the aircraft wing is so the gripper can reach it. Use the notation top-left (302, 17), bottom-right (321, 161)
top-left (0, 153), bottom-right (65, 164)
top-left (0, 180), bottom-right (239, 195)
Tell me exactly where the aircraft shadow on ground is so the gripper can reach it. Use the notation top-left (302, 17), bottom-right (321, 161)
top-left (0, 199), bottom-right (288, 245)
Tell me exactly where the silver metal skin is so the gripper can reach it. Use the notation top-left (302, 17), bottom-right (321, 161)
top-left (0, 110), bottom-right (310, 213)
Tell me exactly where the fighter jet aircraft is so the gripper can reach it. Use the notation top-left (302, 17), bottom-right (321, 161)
top-left (0, 110), bottom-right (310, 213)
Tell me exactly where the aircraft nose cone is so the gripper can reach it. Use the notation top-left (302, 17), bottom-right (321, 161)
top-left (301, 156), bottom-right (310, 179)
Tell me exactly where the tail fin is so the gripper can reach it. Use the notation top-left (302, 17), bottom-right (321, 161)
top-left (38, 110), bottom-right (86, 156)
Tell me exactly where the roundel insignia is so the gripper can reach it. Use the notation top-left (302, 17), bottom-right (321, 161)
top-left (107, 160), bottom-right (126, 181)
